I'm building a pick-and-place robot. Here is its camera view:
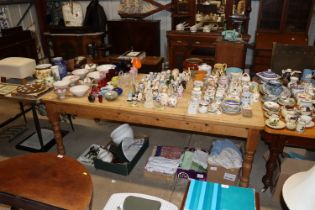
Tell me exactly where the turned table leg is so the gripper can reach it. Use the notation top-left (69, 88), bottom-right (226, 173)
top-left (262, 134), bottom-right (286, 191)
top-left (240, 129), bottom-right (260, 187)
top-left (46, 103), bottom-right (65, 155)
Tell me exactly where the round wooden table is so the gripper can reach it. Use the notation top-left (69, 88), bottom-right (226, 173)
top-left (0, 153), bottom-right (93, 210)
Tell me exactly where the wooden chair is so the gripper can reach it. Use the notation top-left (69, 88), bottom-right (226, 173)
top-left (0, 153), bottom-right (93, 210)
top-left (270, 42), bottom-right (315, 74)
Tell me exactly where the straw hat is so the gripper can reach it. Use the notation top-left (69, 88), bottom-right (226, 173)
top-left (282, 165), bottom-right (315, 210)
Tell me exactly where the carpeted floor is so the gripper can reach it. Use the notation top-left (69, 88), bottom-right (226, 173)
top-left (0, 98), bottom-right (284, 210)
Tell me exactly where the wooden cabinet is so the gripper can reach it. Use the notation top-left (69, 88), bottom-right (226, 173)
top-left (167, 30), bottom-right (250, 69)
top-left (44, 32), bottom-right (104, 60)
top-left (171, 0), bottom-right (251, 33)
top-left (167, 31), bottom-right (221, 69)
top-left (107, 20), bottom-right (160, 56)
top-left (252, 0), bottom-right (314, 73)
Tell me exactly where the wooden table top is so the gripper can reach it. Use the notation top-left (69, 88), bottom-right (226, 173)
top-left (42, 75), bottom-right (265, 136)
top-left (0, 153), bottom-right (92, 210)
top-left (264, 125), bottom-right (315, 138)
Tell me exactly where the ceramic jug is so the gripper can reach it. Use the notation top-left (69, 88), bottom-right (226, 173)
top-left (52, 57), bottom-right (67, 79)
top-left (213, 63), bottom-right (227, 76)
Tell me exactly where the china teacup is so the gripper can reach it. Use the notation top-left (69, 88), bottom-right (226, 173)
top-left (269, 114), bottom-right (280, 126)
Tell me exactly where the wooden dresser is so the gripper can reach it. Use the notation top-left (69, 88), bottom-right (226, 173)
top-left (167, 31), bottom-right (221, 69)
top-left (252, 0), bottom-right (314, 73)
top-left (167, 31), bottom-right (249, 69)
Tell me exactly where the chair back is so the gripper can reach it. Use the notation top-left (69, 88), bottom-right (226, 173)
top-left (270, 43), bottom-right (315, 74)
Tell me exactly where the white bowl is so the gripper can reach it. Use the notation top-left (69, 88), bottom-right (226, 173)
top-left (87, 71), bottom-right (101, 81)
top-left (69, 85), bottom-right (90, 97)
top-left (84, 63), bottom-right (97, 72)
top-left (53, 80), bottom-right (70, 89)
top-left (96, 64), bottom-right (116, 73)
top-left (62, 75), bottom-right (80, 86)
top-left (72, 69), bottom-right (89, 79)
top-left (110, 123), bottom-right (134, 145)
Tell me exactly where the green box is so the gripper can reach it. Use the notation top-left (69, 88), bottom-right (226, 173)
top-left (94, 138), bottom-right (149, 175)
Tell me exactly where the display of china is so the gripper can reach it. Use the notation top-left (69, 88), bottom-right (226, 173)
top-left (35, 64), bottom-right (52, 80)
top-left (53, 80), bottom-right (70, 99)
top-left (256, 69), bottom-right (280, 81)
top-left (265, 80), bottom-right (283, 96)
top-left (198, 100), bottom-right (209, 113)
top-left (52, 57), bottom-right (68, 79)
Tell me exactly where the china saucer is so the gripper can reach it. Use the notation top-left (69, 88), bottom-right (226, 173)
top-left (305, 121), bottom-right (315, 128)
top-left (265, 119), bottom-right (286, 129)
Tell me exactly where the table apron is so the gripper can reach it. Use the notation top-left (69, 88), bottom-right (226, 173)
top-left (45, 103), bottom-right (249, 139)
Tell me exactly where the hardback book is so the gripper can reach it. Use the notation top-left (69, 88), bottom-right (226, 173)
top-left (184, 179), bottom-right (256, 210)
top-left (118, 50), bottom-right (146, 60)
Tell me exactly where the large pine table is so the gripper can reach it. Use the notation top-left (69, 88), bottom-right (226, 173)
top-left (42, 77), bottom-right (264, 187)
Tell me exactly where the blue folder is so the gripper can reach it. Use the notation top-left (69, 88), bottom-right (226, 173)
top-left (184, 180), bottom-right (256, 210)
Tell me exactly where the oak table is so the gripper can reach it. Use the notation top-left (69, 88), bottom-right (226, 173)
top-left (262, 126), bottom-right (315, 190)
top-left (0, 153), bottom-right (92, 210)
top-left (41, 78), bottom-right (264, 187)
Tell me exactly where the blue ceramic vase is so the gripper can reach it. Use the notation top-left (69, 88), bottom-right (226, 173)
top-left (52, 57), bottom-right (67, 79)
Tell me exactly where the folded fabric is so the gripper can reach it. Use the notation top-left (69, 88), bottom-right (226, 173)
top-left (208, 139), bottom-right (243, 169)
top-left (192, 149), bottom-right (208, 170)
top-left (145, 156), bottom-right (180, 175)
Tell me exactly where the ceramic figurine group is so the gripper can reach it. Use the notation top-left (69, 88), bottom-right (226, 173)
top-left (127, 69), bottom-right (190, 108)
top-left (257, 68), bottom-right (315, 132)
top-left (188, 64), bottom-right (259, 116)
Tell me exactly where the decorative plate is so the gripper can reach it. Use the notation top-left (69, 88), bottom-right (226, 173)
top-left (265, 119), bottom-right (286, 129)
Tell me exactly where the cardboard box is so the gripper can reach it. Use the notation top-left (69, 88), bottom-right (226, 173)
top-left (272, 158), bottom-right (314, 202)
top-left (207, 165), bottom-right (240, 185)
top-left (94, 138), bottom-right (149, 175)
top-left (176, 168), bottom-right (207, 181)
top-left (143, 146), bottom-right (180, 185)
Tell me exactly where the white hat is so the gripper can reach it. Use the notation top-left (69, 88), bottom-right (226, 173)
top-left (282, 165), bottom-right (315, 210)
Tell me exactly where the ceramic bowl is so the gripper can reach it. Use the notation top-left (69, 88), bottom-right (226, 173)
top-left (96, 64), bottom-right (116, 73)
top-left (87, 71), bottom-right (101, 82)
top-left (84, 63), bottom-right (97, 72)
top-left (53, 80), bottom-right (70, 89)
top-left (110, 123), bottom-right (134, 145)
top-left (62, 75), bottom-right (80, 86)
top-left (69, 85), bottom-right (90, 97)
top-left (72, 69), bottom-right (89, 79)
